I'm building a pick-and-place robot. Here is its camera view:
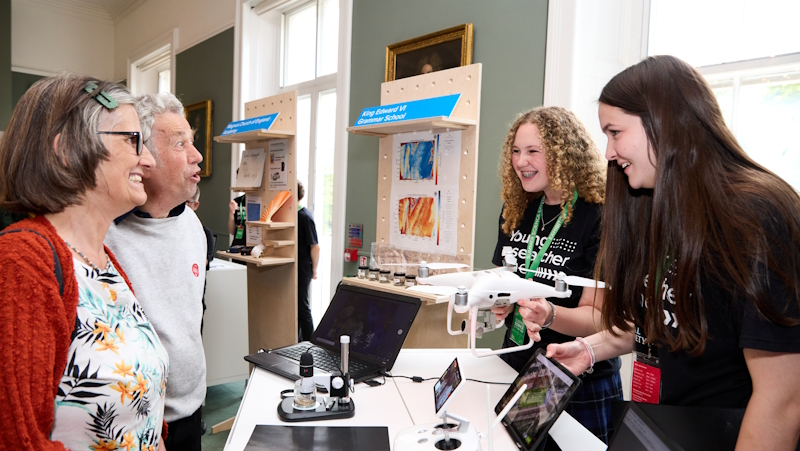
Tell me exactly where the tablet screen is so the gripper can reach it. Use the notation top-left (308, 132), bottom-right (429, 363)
top-left (434, 358), bottom-right (462, 414)
top-left (495, 349), bottom-right (582, 450)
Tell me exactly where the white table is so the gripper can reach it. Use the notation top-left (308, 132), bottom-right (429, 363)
top-left (223, 349), bottom-right (518, 450)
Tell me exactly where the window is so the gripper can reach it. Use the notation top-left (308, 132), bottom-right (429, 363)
top-left (649, 0), bottom-right (800, 188)
top-left (282, 0), bottom-right (339, 87)
top-left (158, 69), bottom-right (171, 94)
top-left (281, 0), bottom-right (340, 323)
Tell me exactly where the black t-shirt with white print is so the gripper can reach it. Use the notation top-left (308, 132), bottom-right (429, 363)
top-left (492, 197), bottom-right (620, 378)
top-left (635, 212), bottom-right (800, 408)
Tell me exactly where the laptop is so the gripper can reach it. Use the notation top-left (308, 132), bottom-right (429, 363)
top-left (609, 402), bottom-right (747, 451)
top-left (245, 284), bottom-right (422, 384)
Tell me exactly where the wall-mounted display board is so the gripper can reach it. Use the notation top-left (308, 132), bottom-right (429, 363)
top-left (346, 64), bottom-right (483, 347)
top-left (214, 91), bottom-right (299, 354)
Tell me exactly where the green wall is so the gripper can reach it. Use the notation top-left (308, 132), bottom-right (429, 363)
top-left (1, 0), bottom-right (12, 129)
top-left (345, 0), bottom-right (549, 274)
top-left (11, 71), bottom-right (45, 107)
top-left (176, 27), bottom-right (234, 251)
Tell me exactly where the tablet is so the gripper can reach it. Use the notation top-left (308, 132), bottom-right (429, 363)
top-left (433, 358), bottom-right (463, 418)
top-left (494, 348), bottom-right (582, 450)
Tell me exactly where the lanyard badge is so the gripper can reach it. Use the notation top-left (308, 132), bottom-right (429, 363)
top-left (510, 190), bottom-right (578, 346)
top-left (632, 344), bottom-right (661, 404)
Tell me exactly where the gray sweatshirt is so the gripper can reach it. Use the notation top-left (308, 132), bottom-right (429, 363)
top-left (105, 206), bottom-right (207, 423)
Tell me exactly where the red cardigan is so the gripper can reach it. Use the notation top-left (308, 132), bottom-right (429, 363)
top-left (0, 216), bottom-right (165, 449)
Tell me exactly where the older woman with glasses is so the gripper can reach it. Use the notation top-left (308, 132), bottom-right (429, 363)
top-left (0, 74), bottom-right (169, 450)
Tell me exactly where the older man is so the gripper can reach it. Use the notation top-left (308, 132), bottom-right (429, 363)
top-left (105, 93), bottom-right (207, 450)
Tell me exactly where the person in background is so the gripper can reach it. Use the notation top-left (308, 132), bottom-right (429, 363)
top-left (228, 175), bottom-right (246, 249)
top-left (0, 74), bottom-right (168, 450)
top-left (187, 186), bottom-right (215, 270)
top-left (297, 180), bottom-right (320, 341)
top-left (490, 106), bottom-right (621, 444)
top-left (547, 55), bottom-right (800, 449)
top-left (105, 92), bottom-right (207, 451)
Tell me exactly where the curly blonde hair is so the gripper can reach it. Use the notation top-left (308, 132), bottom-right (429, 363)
top-left (499, 106), bottom-right (606, 235)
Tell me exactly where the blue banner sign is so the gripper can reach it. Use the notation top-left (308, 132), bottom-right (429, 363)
top-left (353, 94), bottom-right (461, 127)
top-left (221, 113), bottom-right (280, 136)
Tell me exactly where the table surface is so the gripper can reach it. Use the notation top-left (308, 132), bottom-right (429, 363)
top-left (224, 348), bottom-right (519, 451)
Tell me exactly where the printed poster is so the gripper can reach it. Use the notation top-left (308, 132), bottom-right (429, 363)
top-left (389, 130), bottom-right (461, 255)
top-left (268, 139), bottom-right (289, 191)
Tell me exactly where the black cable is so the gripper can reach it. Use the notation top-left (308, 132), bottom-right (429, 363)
top-left (466, 378), bottom-right (511, 386)
top-left (303, 344), bottom-right (343, 375)
top-left (381, 371), bottom-right (509, 385)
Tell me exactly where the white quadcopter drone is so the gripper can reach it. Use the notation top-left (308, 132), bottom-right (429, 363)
top-left (408, 247), bottom-right (604, 358)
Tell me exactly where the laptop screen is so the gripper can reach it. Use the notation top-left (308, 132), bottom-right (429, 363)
top-left (313, 285), bottom-right (420, 365)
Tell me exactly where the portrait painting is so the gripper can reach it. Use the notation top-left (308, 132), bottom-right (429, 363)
top-left (386, 23), bottom-right (474, 82)
top-left (184, 99), bottom-right (213, 177)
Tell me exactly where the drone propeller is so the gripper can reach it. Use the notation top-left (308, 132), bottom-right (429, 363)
top-left (556, 272), bottom-right (606, 289)
top-left (381, 260), bottom-right (468, 270)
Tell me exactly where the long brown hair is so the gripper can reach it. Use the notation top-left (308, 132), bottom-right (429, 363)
top-left (597, 55), bottom-right (800, 355)
top-left (499, 106), bottom-right (606, 235)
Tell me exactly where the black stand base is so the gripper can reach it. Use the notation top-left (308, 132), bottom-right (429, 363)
top-left (277, 397), bottom-right (356, 422)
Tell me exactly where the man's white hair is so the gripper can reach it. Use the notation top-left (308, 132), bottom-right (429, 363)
top-left (135, 92), bottom-right (184, 162)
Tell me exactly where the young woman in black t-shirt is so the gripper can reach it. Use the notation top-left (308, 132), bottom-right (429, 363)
top-left (547, 55), bottom-right (800, 449)
top-left (491, 106), bottom-right (622, 443)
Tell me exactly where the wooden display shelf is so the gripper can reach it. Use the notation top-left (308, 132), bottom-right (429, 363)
top-left (213, 129), bottom-right (295, 143)
top-left (341, 277), bottom-right (449, 306)
top-left (230, 186), bottom-right (261, 192)
top-left (245, 221), bottom-right (294, 229)
top-left (346, 116), bottom-right (476, 137)
top-left (263, 240), bottom-right (294, 247)
top-left (216, 251), bottom-right (294, 267)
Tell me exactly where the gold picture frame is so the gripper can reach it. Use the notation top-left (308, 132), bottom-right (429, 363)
top-left (385, 23), bottom-right (474, 82)
top-left (184, 99), bottom-right (213, 178)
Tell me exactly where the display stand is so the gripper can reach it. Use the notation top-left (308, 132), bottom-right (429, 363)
top-left (213, 91), bottom-right (299, 355)
top-left (346, 64), bottom-right (483, 348)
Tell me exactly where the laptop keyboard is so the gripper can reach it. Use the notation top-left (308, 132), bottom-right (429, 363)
top-left (273, 345), bottom-right (370, 374)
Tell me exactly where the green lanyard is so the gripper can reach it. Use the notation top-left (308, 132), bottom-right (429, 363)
top-left (522, 189), bottom-right (578, 279)
top-left (239, 201), bottom-right (246, 223)
top-left (510, 189), bottom-right (578, 345)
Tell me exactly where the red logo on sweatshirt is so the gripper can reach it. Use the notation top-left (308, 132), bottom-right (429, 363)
top-left (192, 263), bottom-right (199, 277)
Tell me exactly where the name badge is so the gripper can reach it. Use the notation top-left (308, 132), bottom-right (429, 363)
top-left (631, 349), bottom-right (661, 404)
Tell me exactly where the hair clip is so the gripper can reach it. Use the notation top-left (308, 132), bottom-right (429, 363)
top-left (84, 82), bottom-right (118, 110)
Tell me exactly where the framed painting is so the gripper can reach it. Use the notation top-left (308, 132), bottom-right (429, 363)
top-left (385, 23), bottom-right (474, 82)
top-left (184, 99), bottom-right (213, 177)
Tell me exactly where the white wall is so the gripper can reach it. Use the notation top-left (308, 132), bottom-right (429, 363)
top-left (113, 0), bottom-right (236, 81)
top-left (11, 0), bottom-right (115, 79)
top-left (544, 0), bottom-right (649, 149)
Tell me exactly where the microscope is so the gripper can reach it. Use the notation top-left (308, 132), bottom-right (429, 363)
top-left (277, 335), bottom-right (356, 421)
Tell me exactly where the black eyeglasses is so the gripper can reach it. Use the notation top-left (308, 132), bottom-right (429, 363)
top-left (97, 131), bottom-right (142, 156)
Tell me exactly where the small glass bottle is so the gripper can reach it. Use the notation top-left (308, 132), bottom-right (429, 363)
top-left (367, 268), bottom-right (379, 281)
top-left (292, 379), bottom-right (317, 410)
top-left (393, 272), bottom-right (406, 286)
top-left (357, 265), bottom-right (368, 279)
top-left (405, 275), bottom-right (417, 287)
top-left (378, 269), bottom-right (391, 283)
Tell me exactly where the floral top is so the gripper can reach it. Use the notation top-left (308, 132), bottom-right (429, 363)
top-left (51, 258), bottom-right (169, 451)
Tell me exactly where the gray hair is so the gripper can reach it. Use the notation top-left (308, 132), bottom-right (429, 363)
top-left (135, 92), bottom-right (184, 162)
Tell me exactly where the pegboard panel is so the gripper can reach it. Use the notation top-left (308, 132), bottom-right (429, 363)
top-left (374, 64), bottom-right (482, 265)
top-left (244, 91), bottom-right (297, 132)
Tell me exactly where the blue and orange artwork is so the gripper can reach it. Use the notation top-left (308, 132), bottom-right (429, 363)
top-left (400, 140), bottom-right (435, 181)
top-left (398, 196), bottom-right (436, 238)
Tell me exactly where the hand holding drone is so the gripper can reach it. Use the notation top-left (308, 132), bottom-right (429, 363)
top-left (408, 247), bottom-right (604, 358)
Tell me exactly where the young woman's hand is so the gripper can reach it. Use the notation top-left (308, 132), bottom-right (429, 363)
top-left (517, 298), bottom-right (551, 326)
top-left (490, 305), bottom-right (514, 322)
top-left (546, 341), bottom-right (592, 375)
